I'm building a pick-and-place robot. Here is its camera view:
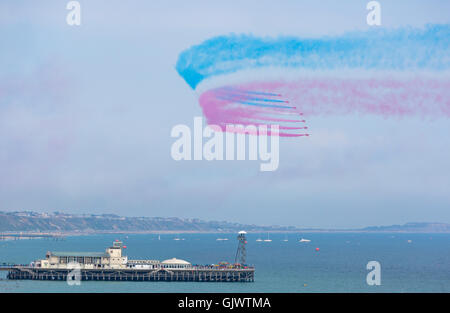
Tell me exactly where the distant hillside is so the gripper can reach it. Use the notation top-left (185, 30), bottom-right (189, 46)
top-left (0, 211), bottom-right (298, 233)
top-left (362, 222), bottom-right (450, 233)
top-left (0, 211), bottom-right (449, 233)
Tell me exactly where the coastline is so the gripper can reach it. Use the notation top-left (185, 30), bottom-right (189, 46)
top-left (2, 228), bottom-right (450, 241)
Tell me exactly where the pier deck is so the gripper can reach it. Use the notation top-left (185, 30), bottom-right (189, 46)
top-left (1, 266), bottom-right (255, 282)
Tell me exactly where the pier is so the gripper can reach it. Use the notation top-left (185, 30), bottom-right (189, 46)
top-left (1, 266), bottom-right (254, 282)
top-left (0, 232), bottom-right (66, 241)
top-left (0, 231), bottom-right (255, 283)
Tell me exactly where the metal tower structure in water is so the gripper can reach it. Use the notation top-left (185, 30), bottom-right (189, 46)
top-left (234, 231), bottom-right (247, 265)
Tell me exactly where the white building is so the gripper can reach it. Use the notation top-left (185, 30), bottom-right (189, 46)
top-left (35, 241), bottom-right (192, 270)
top-left (37, 241), bottom-right (128, 269)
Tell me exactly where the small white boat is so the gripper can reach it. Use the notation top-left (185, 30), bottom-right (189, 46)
top-left (263, 233), bottom-right (272, 242)
top-left (173, 238), bottom-right (181, 241)
top-left (299, 238), bottom-right (311, 243)
top-left (256, 238), bottom-right (263, 242)
top-left (216, 238), bottom-right (229, 241)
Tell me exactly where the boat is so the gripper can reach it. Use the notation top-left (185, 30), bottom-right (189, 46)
top-left (216, 238), bottom-right (229, 241)
top-left (263, 233), bottom-right (272, 242)
top-left (256, 238), bottom-right (263, 242)
top-left (299, 238), bottom-right (311, 243)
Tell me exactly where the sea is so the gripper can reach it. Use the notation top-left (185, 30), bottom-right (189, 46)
top-left (0, 233), bottom-right (449, 293)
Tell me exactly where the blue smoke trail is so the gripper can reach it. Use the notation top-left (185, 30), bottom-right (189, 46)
top-left (176, 24), bottom-right (450, 89)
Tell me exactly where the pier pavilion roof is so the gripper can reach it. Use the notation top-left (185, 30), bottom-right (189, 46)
top-left (161, 258), bottom-right (191, 265)
top-left (50, 252), bottom-right (108, 257)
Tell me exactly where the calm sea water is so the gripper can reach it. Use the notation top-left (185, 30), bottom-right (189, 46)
top-left (0, 233), bottom-right (449, 293)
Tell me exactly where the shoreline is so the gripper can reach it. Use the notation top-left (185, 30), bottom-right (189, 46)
top-left (2, 229), bottom-right (450, 239)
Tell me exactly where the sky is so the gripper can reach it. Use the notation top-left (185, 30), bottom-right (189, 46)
top-left (0, 0), bottom-right (449, 228)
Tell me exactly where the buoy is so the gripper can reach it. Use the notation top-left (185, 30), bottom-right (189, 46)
top-left (315, 248), bottom-right (320, 251)
top-left (123, 245), bottom-right (127, 249)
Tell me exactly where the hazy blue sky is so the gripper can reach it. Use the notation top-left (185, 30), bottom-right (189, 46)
top-left (1, 0), bottom-right (449, 228)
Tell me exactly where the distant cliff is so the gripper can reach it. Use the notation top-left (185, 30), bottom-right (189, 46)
top-left (0, 211), bottom-right (298, 233)
top-left (362, 222), bottom-right (450, 233)
top-left (0, 211), bottom-right (449, 233)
